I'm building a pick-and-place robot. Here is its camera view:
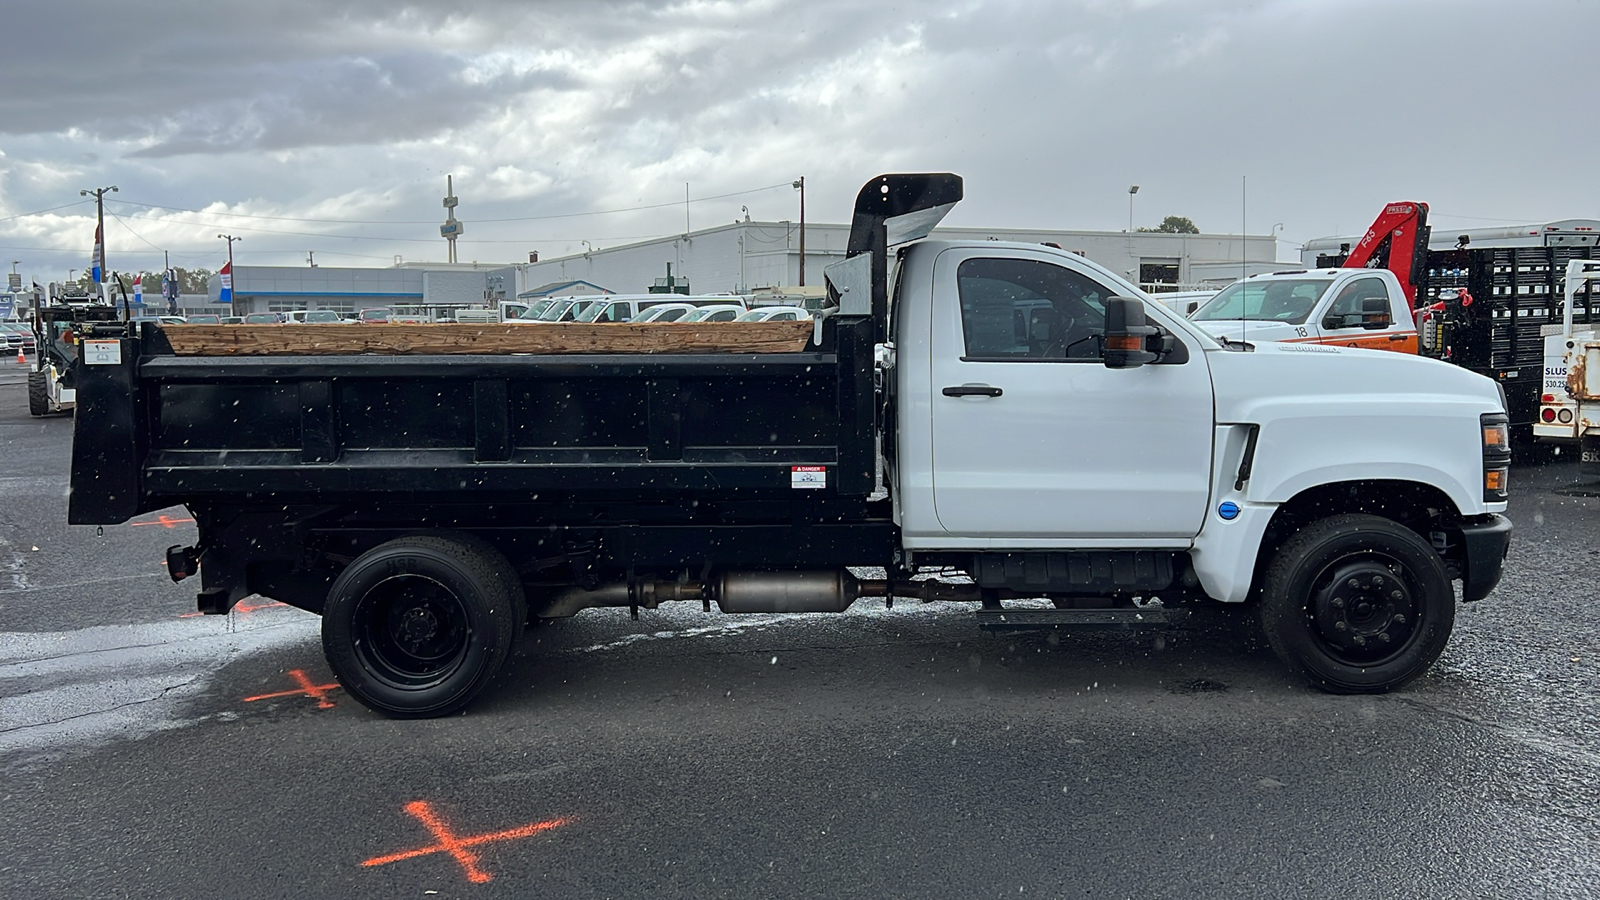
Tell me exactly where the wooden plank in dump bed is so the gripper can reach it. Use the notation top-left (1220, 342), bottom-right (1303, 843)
top-left (161, 322), bottom-right (815, 356)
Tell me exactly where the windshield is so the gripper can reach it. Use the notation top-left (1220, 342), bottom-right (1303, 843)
top-left (360, 308), bottom-right (392, 322)
top-left (305, 311), bottom-right (342, 323)
top-left (1191, 279), bottom-right (1332, 325)
top-left (536, 299), bottom-right (587, 321)
top-left (734, 309), bottom-right (767, 322)
top-left (518, 299), bottom-right (555, 319)
top-left (575, 301), bottom-right (621, 323)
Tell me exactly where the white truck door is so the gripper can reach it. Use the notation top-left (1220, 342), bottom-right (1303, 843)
top-left (1313, 274), bottom-right (1417, 352)
top-left (928, 248), bottom-right (1214, 542)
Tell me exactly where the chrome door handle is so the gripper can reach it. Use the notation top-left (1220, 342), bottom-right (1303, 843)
top-left (942, 384), bottom-right (1003, 398)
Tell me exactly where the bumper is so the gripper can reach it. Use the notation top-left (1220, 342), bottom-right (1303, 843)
top-left (1459, 514), bottom-right (1512, 602)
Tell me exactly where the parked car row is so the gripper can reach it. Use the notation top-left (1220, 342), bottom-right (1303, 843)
top-left (2, 322), bottom-right (37, 354)
top-left (513, 294), bottom-right (812, 324)
top-left (103, 301), bottom-right (813, 331)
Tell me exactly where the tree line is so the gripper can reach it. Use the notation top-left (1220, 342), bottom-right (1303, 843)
top-left (72, 268), bottom-right (216, 295)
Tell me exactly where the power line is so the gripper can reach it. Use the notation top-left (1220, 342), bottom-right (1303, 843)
top-left (0, 199), bottom-right (93, 222)
top-left (104, 182), bottom-right (794, 226)
top-left (106, 209), bottom-right (170, 254)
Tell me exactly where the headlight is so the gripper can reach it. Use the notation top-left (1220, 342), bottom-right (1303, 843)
top-left (1480, 413), bottom-right (1511, 503)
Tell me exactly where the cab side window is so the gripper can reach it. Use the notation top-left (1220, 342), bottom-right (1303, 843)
top-left (956, 257), bottom-right (1114, 360)
top-left (1325, 277), bottom-right (1391, 327)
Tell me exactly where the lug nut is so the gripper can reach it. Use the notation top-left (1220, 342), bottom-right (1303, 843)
top-left (1347, 578), bottom-right (1360, 589)
top-left (1332, 596), bottom-right (1346, 608)
top-left (1394, 613), bottom-right (1407, 624)
top-left (1390, 590), bottom-right (1403, 601)
top-left (1334, 621), bottom-right (1348, 631)
top-left (1378, 633), bottom-right (1392, 643)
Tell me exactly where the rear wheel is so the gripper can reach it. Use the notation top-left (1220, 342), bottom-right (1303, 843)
top-left (1259, 514), bottom-right (1454, 693)
top-left (27, 370), bottom-right (48, 416)
top-left (322, 533), bottom-right (524, 718)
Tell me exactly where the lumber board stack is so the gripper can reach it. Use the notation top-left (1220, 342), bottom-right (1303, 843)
top-left (160, 322), bottom-right (815, 356)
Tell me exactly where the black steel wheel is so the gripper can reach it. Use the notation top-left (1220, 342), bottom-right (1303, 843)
top-left (27, 370), bottom-right (49, 417)
top-left (1260, 514), bottom-right (1454, 693)
top-left (322, 534), bottom-right (524, 718)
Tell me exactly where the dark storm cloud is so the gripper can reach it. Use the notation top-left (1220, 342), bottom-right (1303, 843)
top-left (126, 52), bottom-right (570, 157)
top-left (0, 0), bottom-right (591, 151)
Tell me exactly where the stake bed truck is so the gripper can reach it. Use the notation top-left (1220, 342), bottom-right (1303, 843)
top-left (68, 174), bottom-right (1513, 717)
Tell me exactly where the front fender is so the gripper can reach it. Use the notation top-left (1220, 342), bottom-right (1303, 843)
top-left (1239, 404), bottom-right (1493, 517)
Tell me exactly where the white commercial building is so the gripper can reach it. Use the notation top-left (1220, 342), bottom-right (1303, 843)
top-left (510, 220), bottom-right (1284, 298)
top-left (204, 222), bottom-right (1284, 315)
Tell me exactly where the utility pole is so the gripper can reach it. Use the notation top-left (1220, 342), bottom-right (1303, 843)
top-left (441, 176), bottom-right (462, 264)
top-left (793, 177), bottom-right (806, 286)
top-left (217, 234), bottom-right (241, 309)
top-left (307, 250), bottom-right (316, 268)
top-left (684, 183), bottom-right (691, 235)
top-left (80, 184), bottom-right (117, 296)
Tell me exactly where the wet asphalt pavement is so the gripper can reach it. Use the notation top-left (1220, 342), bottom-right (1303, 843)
top-left (2, 376), bottom-right (1597, 899)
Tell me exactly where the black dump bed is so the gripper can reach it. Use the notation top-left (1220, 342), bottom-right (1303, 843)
top-left (69, 320), bottom-right (877, 523)
top-left (65, 174), bottom-right (961, 615)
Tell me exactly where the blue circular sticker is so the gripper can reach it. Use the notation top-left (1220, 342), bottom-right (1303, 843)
top-left (1218, 501), bottom-right (1240, 521)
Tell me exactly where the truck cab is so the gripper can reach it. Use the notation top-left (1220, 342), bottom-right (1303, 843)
top-left (1188, 268), bottom-right (1417, 352)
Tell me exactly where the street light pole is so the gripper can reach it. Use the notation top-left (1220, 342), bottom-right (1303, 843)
top-left (1127, 184), bottom-right (1139, 233)
top-left (80, 184), bottom-right (118, 294)
top-left (793, 177), bottom-right (806, 286)
top-left (217, 234), bottom-right (241, 309)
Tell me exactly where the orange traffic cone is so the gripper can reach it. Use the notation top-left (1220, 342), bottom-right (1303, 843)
top-left (15, 348), bottom-right (24, 365)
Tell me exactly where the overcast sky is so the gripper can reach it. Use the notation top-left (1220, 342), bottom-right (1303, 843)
top-left (1, 0), bottom-right (1596, 283)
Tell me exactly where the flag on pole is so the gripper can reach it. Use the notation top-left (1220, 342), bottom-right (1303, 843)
top-left (219, 261), bottom-right (233, 304)
top-left (133, 277), bottom-right (143, 307)
top-left (91, 223), bottom-right (104, 284)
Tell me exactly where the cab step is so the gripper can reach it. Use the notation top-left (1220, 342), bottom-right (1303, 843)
top-left (975, 607), bottom-right (1187, 631)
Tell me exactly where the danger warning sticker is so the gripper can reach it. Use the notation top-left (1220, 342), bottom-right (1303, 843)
top-left (791, 466), bottom-right (826, 489)
top-left (84, 340), bottom-right (122, 365)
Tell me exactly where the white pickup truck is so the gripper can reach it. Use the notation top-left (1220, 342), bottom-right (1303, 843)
top-left (69, 173), bottom-right (1514, 717)
top-left (1187, 268), bottom-right (1419, 353)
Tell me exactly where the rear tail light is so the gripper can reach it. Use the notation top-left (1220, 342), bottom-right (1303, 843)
top-left (1558, 409), bottom-right (1574, 424)
top-left (1541, 408), bottom-right (1558, 423)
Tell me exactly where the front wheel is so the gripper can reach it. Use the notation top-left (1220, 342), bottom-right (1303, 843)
top-left (27, 370), bottom-right (49, 416)
top-left (322, 534), bottom-right (524, 718)
top-left (1259, 514), bottom-right (1454, 693)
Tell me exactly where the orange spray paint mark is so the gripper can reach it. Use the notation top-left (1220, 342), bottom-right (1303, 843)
top-left (362, 802), bottom-right (570, 884)
top-left (243, 669), bottom-right (340, 708)
top-left (178, 598), bottom-right (285, 619)
top-left (130, 514), bottom-right (196, 528)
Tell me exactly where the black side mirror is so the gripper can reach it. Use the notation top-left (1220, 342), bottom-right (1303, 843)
top-left (1104, 296), bottom-right (1160, 368)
